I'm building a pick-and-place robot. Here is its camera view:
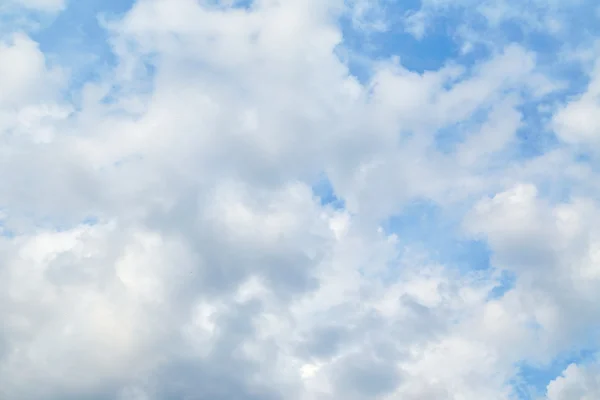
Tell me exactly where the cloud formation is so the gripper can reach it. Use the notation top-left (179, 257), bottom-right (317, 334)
top-left (1, 0), bottom-right (600, 399)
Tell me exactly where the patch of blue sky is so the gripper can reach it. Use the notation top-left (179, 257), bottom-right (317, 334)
top-left (340, 0), bottom-right (600, 91)
top-left (0, 231), bottom-right (15, 239)
top-left (371, 18), bottom-right (459, 73)
top-left (341, 4), bottom-right (595, 165)
top-left (312, 174), bottom-right (346, 210)
top-left (194, 0), bottom-right (254, 8)
top-left (31, 0), bottom-right (136, 90)
top-left (491, 17), bottom-right (563, 63)
top-left (549, 1), bottom-right (600, 49)
top-left (574, 152), bottom-right (592, 164)
top-left (435, 80), bottom-right (583, 165)
top-left (0, 4), bottom-right (52, 38)
top-left (433, 100), bottom-right (559, 169)
top-left (513, 102), bottom-right (559, 160)
top-left (0, 220), bottom-right (14, 239)
top-left (532, 179), bottom-right (576, 206)
top-left (338, 1), bottom-right (476, 80)
top-left (513, 348), bottom-right (597, 399)
top-left (434, 106), bottom-right (491, 154)
top-left (487, 269), bottom-right (516, 300)
top-left (509, 64), bottom-right (594, 164)
top-left (382, 199), bottom-right (492, 273)
top-left (81, 216), bottom-right (99, 226)
top-left (230, 0), bottom-right (253, 9)
top-left (27, 1), bottom-right (160, 114)
top-left (504, 4), bottom-right (598, 97)
top-left (558, 147), bottom-right (600, 182)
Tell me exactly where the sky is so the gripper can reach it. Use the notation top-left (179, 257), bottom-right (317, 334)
top-left (2, 0), bottom-right (600, 399)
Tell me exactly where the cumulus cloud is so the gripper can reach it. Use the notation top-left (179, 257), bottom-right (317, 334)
top-left (546, 362), bottom-right (600, 400)
top-left (1, 0), bottom-right (600, 399)
top-left (553, 62), bottom-right (600, 148)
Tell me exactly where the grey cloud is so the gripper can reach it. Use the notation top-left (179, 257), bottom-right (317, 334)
top-left (331, 352), bottom-right (402, 398)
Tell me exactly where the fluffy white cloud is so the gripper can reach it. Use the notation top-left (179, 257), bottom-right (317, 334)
top-left (553, 62), bottom-right (600, 148)
top-left (0, 0), bottom-right (599, 399)
top-left (546, 362), bottom-right (600, 400)
top-left (466, 184), bottom-right (600, 358)
top-left (0, 34), bottom-right (65, 107)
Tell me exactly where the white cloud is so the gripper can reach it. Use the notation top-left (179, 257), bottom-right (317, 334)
top-left (0, 0), bottom-right (599, 399)
top-left (546, 362), bottom-right (600, 400)
top-left (466, 184), bottom-right (600, 357)
top-left (0, 34), bottom-right (65, 108)
top-left (553, 62), bottom-right (600, 148)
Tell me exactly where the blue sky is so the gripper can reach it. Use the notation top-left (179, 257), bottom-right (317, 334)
top-left (2, 0), bottom-right (600, 399)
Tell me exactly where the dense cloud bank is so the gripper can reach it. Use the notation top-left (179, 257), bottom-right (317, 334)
top-left (2, 0), bottom-right (600, 399)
